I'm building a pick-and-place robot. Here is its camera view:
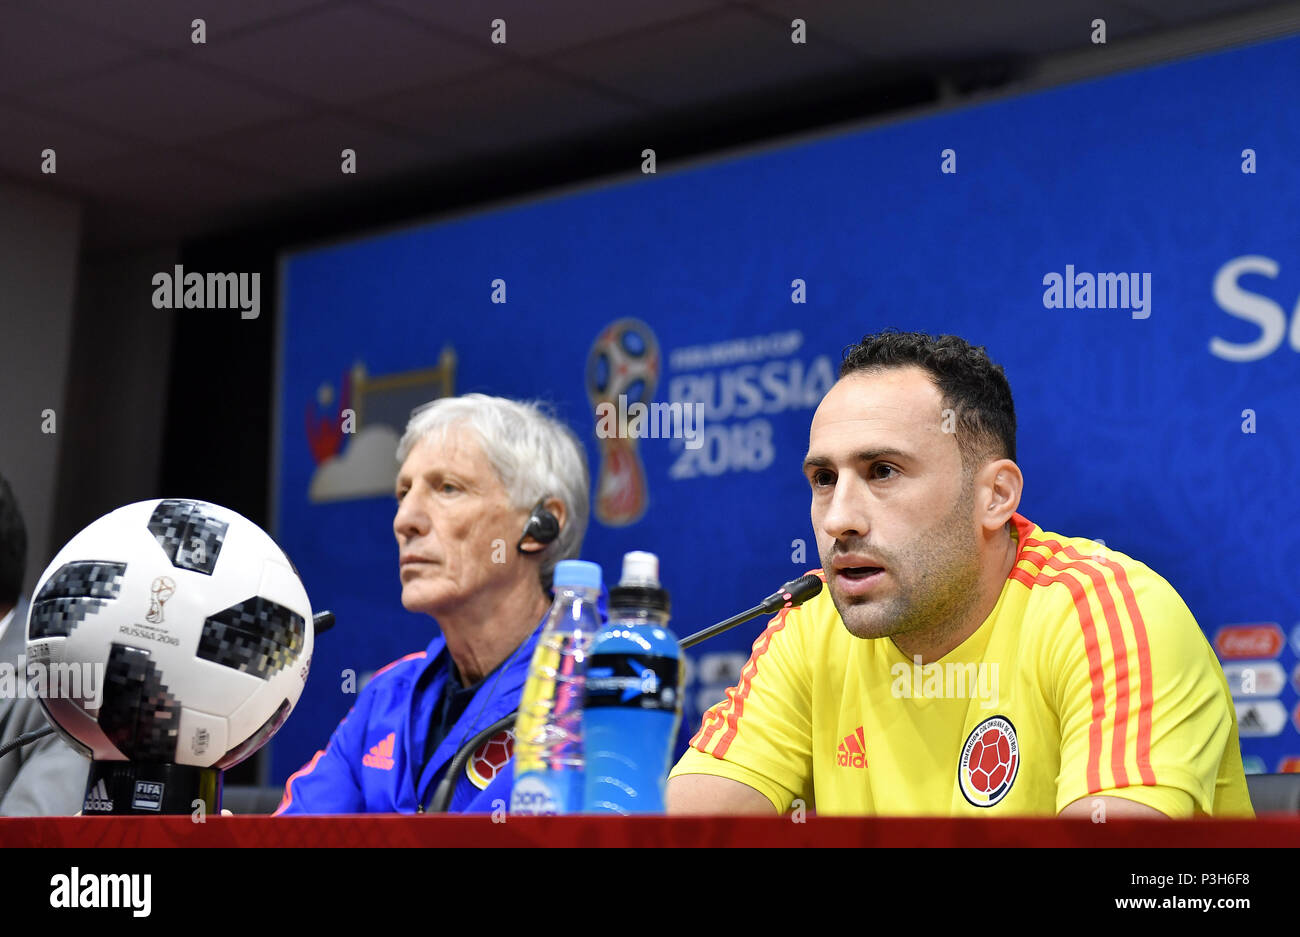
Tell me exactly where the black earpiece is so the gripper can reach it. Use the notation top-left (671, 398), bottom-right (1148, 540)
top-left (517, 499), bottom-right (560, 553)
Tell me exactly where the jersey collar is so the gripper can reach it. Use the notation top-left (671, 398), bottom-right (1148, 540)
top-left (1007, 512), bottom-right (1039, 570)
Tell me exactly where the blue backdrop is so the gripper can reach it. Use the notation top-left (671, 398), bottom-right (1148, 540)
top-left (273, 33), bottom-right (1300, 787)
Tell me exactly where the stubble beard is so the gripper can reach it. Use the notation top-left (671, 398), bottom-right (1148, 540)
top-left (826, 484), bottom-right (983, 646)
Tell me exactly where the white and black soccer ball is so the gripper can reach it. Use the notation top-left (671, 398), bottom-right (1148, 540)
top-left (25, 498), bottom-right (313, 770)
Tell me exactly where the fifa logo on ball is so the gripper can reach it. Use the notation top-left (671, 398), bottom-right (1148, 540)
top-left (146, 576), bottom-right (176, 624)
top-left (586, 318), bottom-right (660, 526)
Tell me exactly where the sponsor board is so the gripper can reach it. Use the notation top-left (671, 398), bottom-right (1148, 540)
top-left (1235, 700), bottom-right (1288, 737)
top-left (1222, 661), bottom-right (1287, 698)
top-left (1214, 623), bottom-right (1284, 660)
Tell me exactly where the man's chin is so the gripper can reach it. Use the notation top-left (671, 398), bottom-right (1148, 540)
top-left (830, 594), bottom-right (900, 640)
top-left (840, 618), bottom-right (899, 640)
top-left (399, 587), bottom-right (445, 618)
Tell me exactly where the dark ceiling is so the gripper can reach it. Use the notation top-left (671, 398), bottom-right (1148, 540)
top-left (1, 0), bottom-right (1295, 253)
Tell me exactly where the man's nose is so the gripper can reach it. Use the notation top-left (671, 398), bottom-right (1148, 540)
top-left (820, 478), bottom-right (868, 542)
top-left (393, 490), bottom-right (429, 541)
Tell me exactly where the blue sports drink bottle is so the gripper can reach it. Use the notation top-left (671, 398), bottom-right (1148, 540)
top-left (582, 551), bottom-right (683, 814)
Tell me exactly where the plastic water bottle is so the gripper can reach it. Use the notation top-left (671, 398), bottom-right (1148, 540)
top-left (510, 559), bottom-right (603, 816)
top-left (582, 551), bottom-right (683, 814)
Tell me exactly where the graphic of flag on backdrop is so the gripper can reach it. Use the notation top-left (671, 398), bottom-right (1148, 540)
top-left (305, 348), bottom-right (456, 503)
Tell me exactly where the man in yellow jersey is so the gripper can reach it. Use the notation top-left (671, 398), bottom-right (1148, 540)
top-left (667, 330), bottom-right (1253, 819)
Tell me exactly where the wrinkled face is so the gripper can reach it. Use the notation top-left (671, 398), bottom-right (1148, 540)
top-left (804, 367), bottom-right (982, 642)
top-left (393, 427), bottom-right (531, 617)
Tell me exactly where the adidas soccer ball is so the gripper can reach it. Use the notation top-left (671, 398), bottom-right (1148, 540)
top-left (26, 498), bottom-right (313, 770)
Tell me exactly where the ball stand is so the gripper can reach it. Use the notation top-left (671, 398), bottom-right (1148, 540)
top-left (81, 760), bottom-right (223, 816)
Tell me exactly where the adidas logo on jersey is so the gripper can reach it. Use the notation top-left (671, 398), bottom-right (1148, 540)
top-left (84, 779), bottom-right (113, 813)
top-left (837, 727), bottom-right (867, 768)
top-left (362, 732), bottom-right (396, 771)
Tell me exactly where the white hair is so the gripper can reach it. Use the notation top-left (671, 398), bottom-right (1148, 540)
top-left (396, 394), bottom-right (590, 585)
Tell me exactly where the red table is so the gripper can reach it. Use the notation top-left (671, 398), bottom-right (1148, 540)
top-left (3, 814), bottom-right (1298, 847)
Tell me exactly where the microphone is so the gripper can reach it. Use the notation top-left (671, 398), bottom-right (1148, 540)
top-left (679, 574), bottom-right (823, 650)
top-left (0, 726), bottom-right (54, 760)
top-left (313, 610), bottom-right (336, 635)
top-left (757, 573), bottom-right (823, 614)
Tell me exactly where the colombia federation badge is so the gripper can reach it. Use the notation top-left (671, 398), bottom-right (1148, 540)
top-left (958, 716), bottom-right (1019, 807)
top-left (466, 728), bottom-right (515, 791)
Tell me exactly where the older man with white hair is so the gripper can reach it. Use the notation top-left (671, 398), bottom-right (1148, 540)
top-left (276, 394), bottom-right (590, 814)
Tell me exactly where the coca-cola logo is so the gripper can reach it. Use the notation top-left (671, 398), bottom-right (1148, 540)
top-left (1214, 624), bottom-right (1284, 660)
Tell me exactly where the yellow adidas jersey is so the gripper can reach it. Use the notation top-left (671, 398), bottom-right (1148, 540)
top-left (671, 514), bottom-right (1253, 818)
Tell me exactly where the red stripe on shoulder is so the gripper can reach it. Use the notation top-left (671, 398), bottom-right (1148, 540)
top-left (691, 571), bottom-right (822, 755)
top-left (273, 748), bottom-right (326, 815)
top-left (1051, 550), bottom-right (1131, 790)
top-left (690, 708), bottom-right (725, 751)
top-left (1008, 560), bottom-right (1106, 793)
top-left (370, 650), bottom-right (428, 682)
top-left (711, 603), bottom-right (797, 759)
top-left (1067, 547), bottom-right (1157, 786)
top-left (1027, 540), bottom-right (1156, 789)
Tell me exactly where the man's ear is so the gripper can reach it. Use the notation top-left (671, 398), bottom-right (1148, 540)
top-left (978, 459), bottom-right (1023, 533)
top-left (517, 498), bottom-right (567, 554)
top-left (544, 497), bottom-right (567, 538)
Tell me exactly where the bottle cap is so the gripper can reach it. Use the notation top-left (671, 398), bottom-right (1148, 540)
top-left (619, 551), bottom-right (660, 587)
top-left (609, 551), bottom-right (670, 615)
top-left (552, 559), bottom-right (603, 591)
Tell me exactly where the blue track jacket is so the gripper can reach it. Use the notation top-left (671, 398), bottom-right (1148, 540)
top-left (275, 626), bottom-right (538, 815)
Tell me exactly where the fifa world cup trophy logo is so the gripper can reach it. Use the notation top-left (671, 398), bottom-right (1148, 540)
top-left (146, 576), bottom-right (176, 624)
top-left (586, 319), bottom-right (659, 526)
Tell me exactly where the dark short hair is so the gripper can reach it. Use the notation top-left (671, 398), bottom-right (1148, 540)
top-left (0, 472), bottom-right (27, 606)
top-left (839, 330), bottom-right (1017, 470)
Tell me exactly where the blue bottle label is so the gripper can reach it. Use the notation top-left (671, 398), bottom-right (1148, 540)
top-left (510, 771), bottom-right (574, 816)
top-left (584, 654), bottom-right (680, 712)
